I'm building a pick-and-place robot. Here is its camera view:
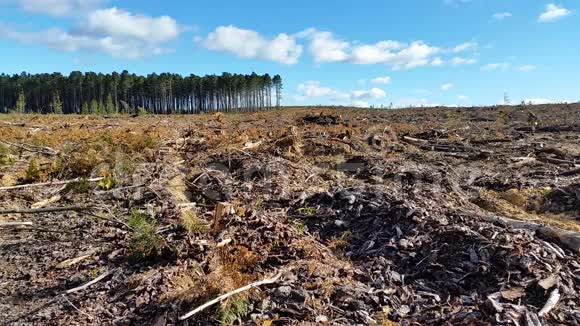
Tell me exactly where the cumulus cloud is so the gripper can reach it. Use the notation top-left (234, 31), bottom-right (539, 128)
top-left (394, 97), bottom-right (440, 108)
top-left (441, 83), bottom-right (454, 91)
top-left (13, 0), bottom-right (103, 16)
top-left (298, 29), bottom-right (440, 70)
top-left (538, 4), bottom-right (571, 22)
top-left (451, 42), bottom-right (477, 53)
top-left (84, 7), bottom-right (179, 43)
top-left (481, 63), bottom-right (510, 71)
top-left (431, 57), bottom-right (444, 66)
top-left (297, 81), bottom-right (349, 100)
top-left (351, 100), bottom-right (370, 108)
top-left (0, 24), bottom-right (173, 58)
top-left (371, 76), bottom-right (391, 84)
top-left (296, 81), bottom-right (386, 103)
top-left (0, 6), bottom-right (180, 58)
top-left (199, 25), bottom-right (302, 64)
top-left (493, 12), bottom-right (512, 20)
top-left (519, 65), bottom-right (536, 72)
top-left (451, 56), bottom-right (477, 65)
top-left (351, 87), bottom-right (386, 99)
top-left (524, 98), bottom-right (556, 105)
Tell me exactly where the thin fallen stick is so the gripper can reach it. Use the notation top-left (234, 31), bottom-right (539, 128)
top-left (0, 221), bottom-right (33, 227)
top-left (0, 205), bottom-right (92, 215)
top-left (0, 177), bottom-right (103, 191)
top-left (6, 268), bottom-right (117, 324)
top-left (65, 268), bottom-right (117, 294)
top-left (538, 288), bottom-right (560, 317)
top-left (179, 271), bottom-right (283, 321)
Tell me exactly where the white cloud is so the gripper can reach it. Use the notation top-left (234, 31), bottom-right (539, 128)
top-left (493, 12), bottom-right (512, 20)
top-left (299, 29), bottom-right (440, 70)
top-left (371, 76), bottom-right (391, 84)
top-left (524, 98), bottom-right (556, 105)
top-left (519, 65), bottom-right (536, 72)
top-left (296, 81), bottom-right (386, 103)
top-left (441, 83), bottom-right (454, 91)
top-left (351, 100), bottom-right (370, 108)
top-left (452, 42), bottom-right (477, 53)
top-left (351, 87), bottom-right (386, 99)
top-left (297, 81), bottom-right (349, 100)
top-left (538, 4), bottom-right (571, 22)
top-left (451, 56), bottom-right (477, 65)
top-left (481, 63), bottom-right (510, 71)
top-left (0, 24), bottom-right (173, 58)
top-left (458, 95), bottom-right (469, 101)
top-left (431, 57), bottom-right (444, 66)
top-left (199, 25), bottom-right (302, 64)
top-left (0, 6), bottom-right (180, 58)
top-left (395, 97), bottom-right (440, 108)
top-left (85, 7), bottom-right (179, 43)
top-left (14, 0), bottom-right (103, 16)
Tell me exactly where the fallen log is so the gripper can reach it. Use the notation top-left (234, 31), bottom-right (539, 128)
top-left (0, 177), bottom-right (103, 191)
top-left (458, 210), bottom-right (580, 254)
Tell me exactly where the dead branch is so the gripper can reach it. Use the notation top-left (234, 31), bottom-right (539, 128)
top-left (0, 141), bottom-right (58, 155)
top-left (65, 268), bottom-right (117, 294)
top-left (0, 221), bottom-right (33, 227)
top-left (0, 205), bottom-right (92, 215)
top-left (179, 271), bottom-right (283, 321)
top-left (0, 177), bottom-right (103, 191)
top-left (538, 288), bottom-right (560, 317)
top-left (458, 210), bottom-right (580, 253)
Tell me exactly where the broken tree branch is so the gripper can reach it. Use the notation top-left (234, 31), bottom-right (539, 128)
top-left (65, 268), bottom-right (117, 294)
top-left (0, 221), bottom-right (34, 227)
top-left (0, 205), bottom-right (92, 215)
top-left (538, 288), bottom-right (560, 317)
top-left (0, 177), bottom-right (103, 191)
top-left (179, 271), bottom-right (283, 321)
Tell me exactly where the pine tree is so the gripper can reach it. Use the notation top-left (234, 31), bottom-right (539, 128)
top-left (51, 91), bottom-right (63, 114)
top-left (81, 102), bottom-right (89, 115)
top-left (15, 89), bottom-right (26, 113)
top-left (106, 94), bottom-right (115, 114)
top-left (90, 99), bottom-right (99, 114)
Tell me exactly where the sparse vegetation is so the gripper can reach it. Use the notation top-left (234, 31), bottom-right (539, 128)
top-left (127, 209), bottom-right (163, 259)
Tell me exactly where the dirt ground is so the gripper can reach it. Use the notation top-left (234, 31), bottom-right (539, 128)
top-left (1, 104), bottom-right (579, 325)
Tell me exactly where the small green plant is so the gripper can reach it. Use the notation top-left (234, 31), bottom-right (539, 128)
top-left (97, 173), bottom-right (115, 190)
top-left (297, 202), bottom-right (317, 217)
top-left (65, 178), bottom-right (90, 193)
top-left (219, 297), bottom-right (250, 325)
top-left (0, 144), bottom-right (14, 165)
top-left (127, 209), bottom-right (162, 259)
top-left (294, 221), bottom-right (306, 234)
top-left (24, 158), bottom-right (41, 182)
top-left (180, 211), bottom-right (209, 234)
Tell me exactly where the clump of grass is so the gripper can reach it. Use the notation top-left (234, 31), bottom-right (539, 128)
top-left (297, 202), bottom-right (317, 217)
top-left (294, 221), bottom-right (306, 234)
top-left (127, 209), bottom-right (163, 259)
top-left (219, 296), bottom-right (250, 325)
top-left (180, 210), bottom-right (210, 234)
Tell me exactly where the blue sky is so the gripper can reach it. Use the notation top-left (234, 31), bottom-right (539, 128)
top-left (0, 0), bottom-right (578, 107)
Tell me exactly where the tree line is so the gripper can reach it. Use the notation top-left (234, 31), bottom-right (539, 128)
top-left (0, 71), bottom-right (283, 114)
